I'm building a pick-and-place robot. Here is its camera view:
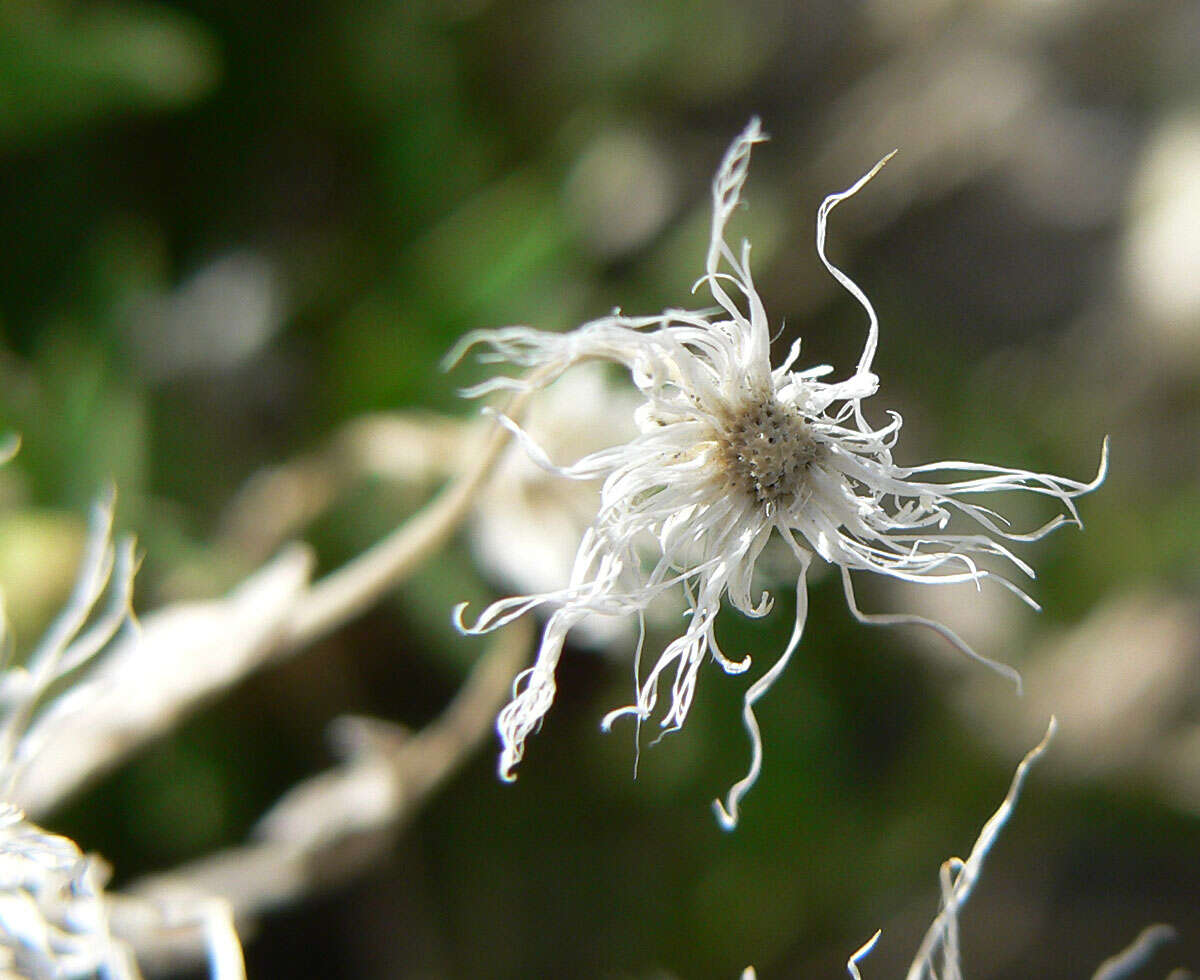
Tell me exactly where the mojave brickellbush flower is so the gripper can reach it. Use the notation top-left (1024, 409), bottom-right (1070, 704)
top-left (452, 119), bottom-right (1106, 828)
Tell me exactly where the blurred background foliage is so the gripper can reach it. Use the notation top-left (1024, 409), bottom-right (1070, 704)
top-left (0, 0), bottom-right (1198, 976)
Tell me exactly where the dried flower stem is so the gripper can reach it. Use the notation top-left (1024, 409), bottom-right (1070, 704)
top-left (904, 718), bottom-right (1057, 980)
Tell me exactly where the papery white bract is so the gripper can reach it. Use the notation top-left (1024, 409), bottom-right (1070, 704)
top-left (452, 119), bottom-right (1106, 828)
top-left (0, 488), bottom-right (143, 978)
top-left (0, 456), bottom-right (245, 979)
top-left (0, 803), bottom-right (140, 980)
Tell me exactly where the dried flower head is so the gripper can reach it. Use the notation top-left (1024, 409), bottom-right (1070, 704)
top-left (0, 446), bottom-right (244, 978)
top-left (452, 119), bottom-right (1106, 828)
top-left (0, 480), bottom-right (142, 978)
top-left (0, 802), bottom-right (138, 979)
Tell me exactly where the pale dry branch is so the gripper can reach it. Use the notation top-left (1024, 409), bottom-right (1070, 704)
top-left (10, 393), bottom-right (530, 818)
top-left (1091, 924), bottom-right (1178, 980)
top-left (284, 389), bottom-right (533, 649)
top-left (104, 888), bottom-right (244, 980)
top-left (118, 619), bottom-right (531, 973)
top-left (213, 413), bottom-right (469, 569)
top-left (11, 546), bottom-right (314, 817)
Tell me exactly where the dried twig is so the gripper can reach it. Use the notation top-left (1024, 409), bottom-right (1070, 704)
top-left (212, 413), bottom-right (469, 569)
top-left (11, 389), bottom-right (532, 817)
top-left (284, 391), bottom-right (530, 649)
top-left (116, 619), bottom-right (531, 973)
top-left (10, 546), bottom-right (314, 817)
